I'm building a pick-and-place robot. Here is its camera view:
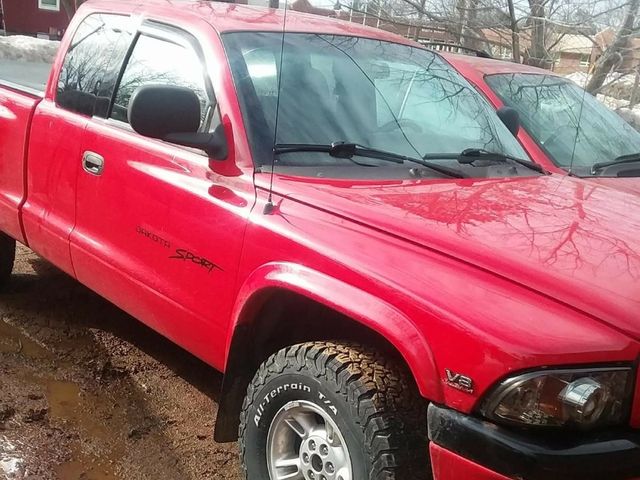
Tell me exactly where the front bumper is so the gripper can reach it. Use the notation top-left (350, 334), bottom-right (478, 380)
top-left (428, 404), bottom-right (640, 480)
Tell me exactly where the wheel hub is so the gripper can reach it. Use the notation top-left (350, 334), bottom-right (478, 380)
top-left (267, 400), bottom-right (352, 480)
top-left (299, 434), bottom-right (344, 479)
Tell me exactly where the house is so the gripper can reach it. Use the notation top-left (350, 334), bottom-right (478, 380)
top-left (548, 34), bottom-right (594, 74)
top-left (2, 0), bottom-right (77, 39)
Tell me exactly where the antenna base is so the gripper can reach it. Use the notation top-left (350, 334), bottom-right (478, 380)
top-left (263, 201), bottom-right (276, 215)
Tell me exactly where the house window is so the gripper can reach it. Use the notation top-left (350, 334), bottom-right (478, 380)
top-left (580, 54), bottom-right (590, 67)
top-left (38, 0), bottom-right (60, 11)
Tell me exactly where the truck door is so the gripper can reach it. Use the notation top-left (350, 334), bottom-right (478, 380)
top-left (22, 13), bottom-right (132, 275)
top-left (69, 21), bottom-right (253, 369)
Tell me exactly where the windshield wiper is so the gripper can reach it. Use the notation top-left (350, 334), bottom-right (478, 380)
top-left (273, 142), bottom-right (466, 178)
top-left (591, 153), bottom-right (640, 175)
top-left (422, 148), bottom-right (546, 174)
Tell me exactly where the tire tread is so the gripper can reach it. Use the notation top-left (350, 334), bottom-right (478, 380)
top-left (239, 341), bottom-right (430, 480)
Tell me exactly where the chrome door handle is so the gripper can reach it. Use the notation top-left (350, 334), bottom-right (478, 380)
top-left (82, 151), bottom-right (104, 175)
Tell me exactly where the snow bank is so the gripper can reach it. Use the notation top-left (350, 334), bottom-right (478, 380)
top-left (565, 71), bottom-right (636, 103)
top-left (616, 107), bottom-right (640, 130)
top-left (0, 35), bottom-right (59, 63)
top-left (564, 72), bottom-right (640, 130)
top-left (593, 94), bottom-right (640, 129)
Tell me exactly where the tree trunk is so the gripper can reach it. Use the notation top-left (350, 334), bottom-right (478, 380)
top-left (507, 0), bottom-right (521, 62)
top-left (526, 0), bottom-right (547, 68)
top-left (454, 0), bottom-right (467, 44)
top-left (462, 0), bottom-right (480, 50)
top-left (586, 0), bottom-right (640, 94)
top-left (413, 0), bottom-right (426, 40)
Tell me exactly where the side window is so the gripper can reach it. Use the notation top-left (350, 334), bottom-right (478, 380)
top-left (111, 34), bottom-right (212, 129)
top-left (57, 14), bottom-right (132, 117)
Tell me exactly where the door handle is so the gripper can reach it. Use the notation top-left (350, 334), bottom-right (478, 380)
top-left (82, 151), bottom-right (104, 175)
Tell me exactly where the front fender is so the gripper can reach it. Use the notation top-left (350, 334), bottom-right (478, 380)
top-left (226, 261), bottom-right (442, 401)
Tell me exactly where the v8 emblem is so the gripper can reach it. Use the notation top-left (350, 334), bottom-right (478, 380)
top-left (445, 369), bottom-right (474, 393)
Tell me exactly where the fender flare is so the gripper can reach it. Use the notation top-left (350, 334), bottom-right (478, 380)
top-left (214, 262), bottom-right (442, 441)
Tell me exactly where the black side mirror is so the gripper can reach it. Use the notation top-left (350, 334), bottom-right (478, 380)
top-left (496, 106), bottom-right (520, 137)
top-left (128, 84), bottom-right (227, 159)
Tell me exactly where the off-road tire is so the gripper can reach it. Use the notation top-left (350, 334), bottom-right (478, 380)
top-left (239, 341), bottom-right (430, 480)
top-left (0, 233), bottom-right (15, 290)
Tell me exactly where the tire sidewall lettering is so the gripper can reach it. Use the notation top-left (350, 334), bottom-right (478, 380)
top-left (252, 377), bottom-right (340, 429)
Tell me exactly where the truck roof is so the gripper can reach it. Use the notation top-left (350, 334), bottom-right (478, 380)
top-left (86, 0), bottom-right (417, 46)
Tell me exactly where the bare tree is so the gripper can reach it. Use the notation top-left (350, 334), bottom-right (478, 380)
top-left (506, 0), bottom-right (521, 61)
top-left (586, 0), bottom-right (640, 93)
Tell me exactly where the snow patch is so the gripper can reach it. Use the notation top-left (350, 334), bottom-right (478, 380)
top-left (565, 71), bottom-right (636, 104)
top-left (616, 106), bottom-right (640, 130)
top-left (564, 72), bottom-right (640, 130)
top-left (0, 35), bottom-right (59, 63)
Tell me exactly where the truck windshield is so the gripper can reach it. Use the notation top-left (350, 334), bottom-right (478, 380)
top-left (486, 73), bottom-right (640, 177)
top-left (223, 32), bottom-right (529, 178)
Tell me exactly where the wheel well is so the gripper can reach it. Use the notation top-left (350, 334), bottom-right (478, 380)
top-left (213, 288), bottom-right (417, 442)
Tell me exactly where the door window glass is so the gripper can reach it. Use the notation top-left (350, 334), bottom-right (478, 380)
top-left (111, 34), bottom-right (212, 130)
top-left (57, 14), bottom-right (132, 117)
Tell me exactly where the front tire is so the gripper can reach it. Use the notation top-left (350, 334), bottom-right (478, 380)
top-left (239, 341), bottom-right (429, 480)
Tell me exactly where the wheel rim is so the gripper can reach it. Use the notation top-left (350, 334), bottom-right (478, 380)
top-left (266, 400), bottom-right (352, 480)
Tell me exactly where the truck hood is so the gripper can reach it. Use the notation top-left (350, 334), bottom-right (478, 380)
top-left (587, 177), bottom-right (640, 196)
top-left (279, 174), bottom-right (640, 340)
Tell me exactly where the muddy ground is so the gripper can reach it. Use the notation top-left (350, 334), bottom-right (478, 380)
top-left (0, 245), bottom-right (244, 479)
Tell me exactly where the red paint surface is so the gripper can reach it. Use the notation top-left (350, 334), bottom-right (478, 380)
top-left (0, 0), bottom-right (636, 439)
top-left (430, 443), bottom-right (512, 480)
top-left (3, 0), bottom-right (72, 36)
top-left (0, 87), bottom-right (38, 243)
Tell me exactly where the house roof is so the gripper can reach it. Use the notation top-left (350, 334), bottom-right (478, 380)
top-left (554, 34), bottom-right (593, 54)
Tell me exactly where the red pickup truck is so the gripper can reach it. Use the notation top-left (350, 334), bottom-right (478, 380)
top-left (1, 1), bottom-right (639, 479)
top-left (446, 54), bottom-right (640, 194)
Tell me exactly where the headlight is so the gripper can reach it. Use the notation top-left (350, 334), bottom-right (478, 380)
top-left (480, 367), bottom-right (634, 429)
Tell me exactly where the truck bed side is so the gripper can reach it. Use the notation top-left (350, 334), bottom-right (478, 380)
top-left (0, 85), bottom-right (42, 244)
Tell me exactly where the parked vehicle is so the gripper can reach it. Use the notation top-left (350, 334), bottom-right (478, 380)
top-left (0, 1), bottom-right (639, 479)
top-left (446, 54), bottom-right (640, 191)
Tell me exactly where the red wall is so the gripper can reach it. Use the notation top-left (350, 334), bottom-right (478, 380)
top-left (3, 0), bottom-right (73, 37)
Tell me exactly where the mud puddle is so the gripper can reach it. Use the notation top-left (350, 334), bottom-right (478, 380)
top-left (0, 246), bottom-right (242, 479)
top-left (1, 317), bottom-right (119, 479)
top-left (0, 319), bottom-right (49, 358)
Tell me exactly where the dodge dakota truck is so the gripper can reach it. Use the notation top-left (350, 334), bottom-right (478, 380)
top-left (1, 1), bottom-right (639, 479)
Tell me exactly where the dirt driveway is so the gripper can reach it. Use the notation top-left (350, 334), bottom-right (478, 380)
top-left (0, 245), bottom-right (244, 479)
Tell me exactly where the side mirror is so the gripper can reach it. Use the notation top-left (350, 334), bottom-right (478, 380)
top-left (128, 84), bottom-right (227, 159)
top-left (496, 106), bottom-right (520, 137)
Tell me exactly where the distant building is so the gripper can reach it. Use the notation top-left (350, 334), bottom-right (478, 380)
top-left (550, 35), bottom-right (594, 74)
top-left (2, 0), bottom-right (76, 39)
